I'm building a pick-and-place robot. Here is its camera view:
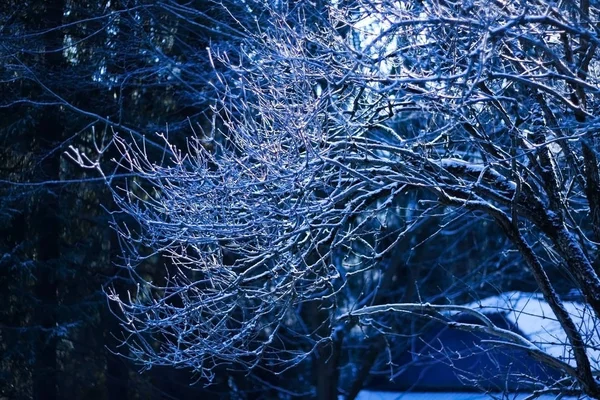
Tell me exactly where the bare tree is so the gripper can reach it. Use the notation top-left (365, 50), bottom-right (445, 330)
top-left (73, 0), bottom-right (600, 397)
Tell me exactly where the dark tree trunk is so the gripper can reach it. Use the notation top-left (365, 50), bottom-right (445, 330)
top-left (104, 306), bottom-right (130, 400)
top-left (31, 1), bottom-right (66, 398)
top-left (32, 117), bottom-right (61, 400)
top-left (302, 300), bottom-right (342, 400)
top-left (316, 329), bottom-right (344, 400)
top-left (103, 220), bottom-right (130, 400)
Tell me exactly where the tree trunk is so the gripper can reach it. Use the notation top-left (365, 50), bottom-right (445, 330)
top-left (32, 116), bottom-right (60, 400)
top-left (31, 1), bottom-right (66, 398)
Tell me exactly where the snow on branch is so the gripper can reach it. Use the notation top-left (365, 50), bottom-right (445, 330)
top-left (72, 0), bottom-right (600, 396)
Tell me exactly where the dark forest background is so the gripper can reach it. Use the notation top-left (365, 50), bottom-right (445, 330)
top-left (0, 0), bottom-right (253, 398)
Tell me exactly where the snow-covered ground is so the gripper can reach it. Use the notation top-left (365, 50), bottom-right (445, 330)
top-left (356, 292), bottom-right (597, 400)
top-left (356, 391), bottom-right (581, 400)
top-left (461, 291), bottom-right (600, 370)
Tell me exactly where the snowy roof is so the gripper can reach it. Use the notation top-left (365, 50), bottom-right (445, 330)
top-left (460, 291), bottom-right (600, 370)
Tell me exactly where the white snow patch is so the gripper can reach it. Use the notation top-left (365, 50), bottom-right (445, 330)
top-left (461, 291), bottom-right (600, 370)
top-left (354, 391), bottom-right (579, 400)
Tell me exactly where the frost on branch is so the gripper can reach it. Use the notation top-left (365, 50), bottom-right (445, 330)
top-left (80, 0), bottom-right (600, 395)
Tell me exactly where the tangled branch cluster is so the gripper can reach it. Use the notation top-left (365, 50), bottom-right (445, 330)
top-left (73, 0), bottom-right (600, 394)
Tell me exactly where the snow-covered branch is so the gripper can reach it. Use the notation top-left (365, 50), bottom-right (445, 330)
top-left (75, 0), bottom-right (600, 397)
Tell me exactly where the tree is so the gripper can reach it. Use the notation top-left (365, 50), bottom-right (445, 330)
top-left (75, 0), bottom-right (600, 398)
